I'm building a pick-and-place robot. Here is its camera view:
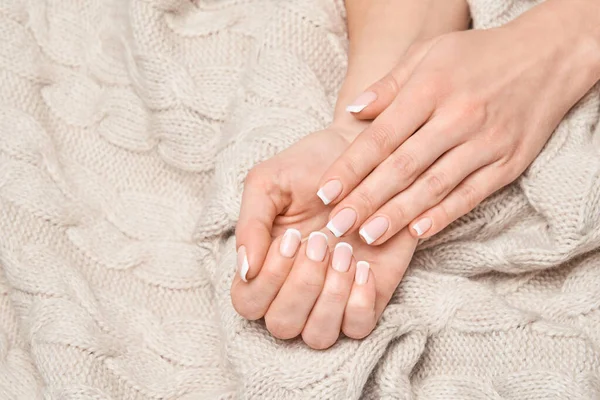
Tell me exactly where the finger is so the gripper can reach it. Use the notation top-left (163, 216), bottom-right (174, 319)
top-left (317, 81), bottom-right (436, 225)
top-left (359, 140), bottom-right (496, 245)
top-left (326, 116), bottom-right (460, 239)
top-left (341, 261), bottom-right (376, 340)
top-left (409, 162), bottom-right (512, 239)
top-left (301, 242), bottom-right (355, 350)
top-left (264, 232), bottom-right (330, 340)
top-left (235, 166), bottom-right (285, 282)
top-left (231, 229), bottom-right (302, 320)
top-left (346, 38), bottom-right (440, 120)
top-left (371, 228), bottom-right (416, 318)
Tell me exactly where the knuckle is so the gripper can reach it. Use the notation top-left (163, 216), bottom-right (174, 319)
top-left (231, 290), bottom-right (265, 321)
top-left (456, 183), bottom-right (480, 211)
top-left (265, 313), bottom-right (301, 340)
top-left (366, 123), bottom-right (395, 152)
top-left (375, 74), bottom-right (401, 97)
top-left (338, 155), bottom-right (361, 182)
top-left (455, 98), bottom-right (487, 129)
top-left (244, 164), bottom-right (280, 196)
top-left (320, 281), bottom-right (348, 305)
top-left (293, 272), bottom-right (324, 296)
top-left (425, 173), bottom-right (447, 198)
top-left (260, 266), bottom-right (288, 288)
top-left (388, 151), bottom-right (418, 180)
top-left (342, 318), bottom-right (374, 340)
top-left (351, 189), bottom-right (376, 213)
top-left (302, 331), bottom-right (336, 350)
top-left (386, 203), bottom-right (406, 224)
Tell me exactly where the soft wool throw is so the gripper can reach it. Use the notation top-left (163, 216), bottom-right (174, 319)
top-left (1, 0), bottom-right (599, 398)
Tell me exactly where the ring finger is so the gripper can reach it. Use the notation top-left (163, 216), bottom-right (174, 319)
top-left (264, 231), bottom-right (330, 340)
top-left (302, 242), bottom-right (356, 349)
top-left (358, 140), bottom-right (496, 245)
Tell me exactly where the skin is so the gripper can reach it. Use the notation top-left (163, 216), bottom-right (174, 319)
top-left (321, 0), bottom-right (600, 245)
top-left (233, 0), bottom-right (470, 349)
top-left (234, 0), bottom-right (600, 349)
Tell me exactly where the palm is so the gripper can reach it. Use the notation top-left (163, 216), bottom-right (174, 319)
top-left (262, 127), bottom-right (418, 312)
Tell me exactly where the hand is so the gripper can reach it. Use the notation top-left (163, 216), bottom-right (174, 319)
top-left (232, 125), bottom-right (417, 349)
top-left (316, 14), bottom-right (600, 245)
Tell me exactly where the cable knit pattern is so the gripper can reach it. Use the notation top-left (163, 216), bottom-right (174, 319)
top-left (0, 0), bottom-right (599, 399)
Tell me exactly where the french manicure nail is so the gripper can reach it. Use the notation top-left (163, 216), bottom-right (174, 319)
top-left (412, 217), bottom-right (432, 236)
top-left (279, 228), bottom-right (302, 258)
top-left (317, 180), bottom-right (342, 205)
top-left (237, 245), bottom-right (249, 282)
top-left (306, 232), bottom-right (328, 262)
top-left (346, 91), bottom-right (377, 113)
top-left (355, 261), bottom-right (370, 285)
top-left (326, 208), bottom-right (357, 237)
top-left (332, 242), bottom-right (353, 272)
top-left (359, 216), bottom-right (389, 245)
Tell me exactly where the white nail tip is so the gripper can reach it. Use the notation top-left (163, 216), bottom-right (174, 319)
top-left (346, 104), bottom-right (368, 113)
top-left (357, 261), bottom-right (370, 269)
top-left (359, 228), bottom-right (375, 245)
top-left (309, 231), bottom-right (328, 242)
top-left (335, 242), bottom-right (353, 252)
top-left (286, 228), bottom-right (302, 240)
top-left (316, 189), bottom-right (331, 205)
top-left (326, 221), bottom-right (342, 238)
top-left (240, 255), bottom-right (249, 282)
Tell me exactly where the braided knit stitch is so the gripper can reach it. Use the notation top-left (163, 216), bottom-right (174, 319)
top-left (0, 0), bottom-right (599, 399)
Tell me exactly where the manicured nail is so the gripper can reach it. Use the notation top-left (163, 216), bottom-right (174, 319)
top-left (412, 217), bottom-right (432, 236)
top-left (317, 180), bottom-right (342, 205)
top-left (332, 242), bottom-right (352, 272)
top-left (237, 245), bottom-right (249, 282)
top-left (359, 216), bottom-right (389, 245)
top-left (306, 232), bottom-right (328, 262)
top-left (346, 91), bottom-right (377, 113)
top-left (279, 228), bottom-right (302, 258)
top-left (326, 208), bottom-right (357, 237)
top-left (355, 261), bottom-right (370, 285)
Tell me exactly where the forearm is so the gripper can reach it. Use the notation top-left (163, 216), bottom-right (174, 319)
top-left (334, 0), bottom-right (470, 127)
top-left (506, 0), bottom-right (600, 113)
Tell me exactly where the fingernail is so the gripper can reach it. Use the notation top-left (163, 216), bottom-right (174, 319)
top-left (359, 216), bottom-right (389, 245)
top-left (316, 180), bottom-right (342, 205)
top-left (279, 228), bottom-right (302, 258)
top-left (355, 261), bottom-right (370, 285)
top-left (306, 232), bottom-right (328, 262)
top-left (412, 217), bottom-right (432, 237)
top-left (332, 242), bottom-right (352, 272)
top-left (346, 91), bottom-right (377, 113)
top-left (326, 208), bottom-right (357, 237)
top-left (237, 245), bottom-right (249, 282)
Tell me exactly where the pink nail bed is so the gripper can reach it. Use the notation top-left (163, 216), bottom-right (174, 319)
top-left (279, 228), bottom-right (301, 258)
top-left (317, 180), bottom-right (342, 205)
top-left (332, 242), bottom-right (352, 272)
top-left (306, 232), bottom-right (328, 262)
top-left (326, 208), bottom-right (357, 237)
top-left (359, 216), bottom-right (389, 245)
top-left (355, 261), bottom-right (370, 285)
top-left (412, 217), bottom-right (433, 236)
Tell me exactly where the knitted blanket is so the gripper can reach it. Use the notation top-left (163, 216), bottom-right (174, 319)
top-left (1, 0), bottom-right (599, 398)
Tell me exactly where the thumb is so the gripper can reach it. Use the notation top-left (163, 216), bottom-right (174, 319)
top-left (345, 39), bottom-right (437, 120)
top-left (235, 167), bottom-right (283, 282)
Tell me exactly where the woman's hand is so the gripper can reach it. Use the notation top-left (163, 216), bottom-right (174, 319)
top-left (232, 125), bottom-right (417, 349)
top-left (317, 1), bottom-right (600, 244)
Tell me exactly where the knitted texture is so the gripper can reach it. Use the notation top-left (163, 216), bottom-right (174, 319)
top-left (1, 0), bottom-right (599, 399)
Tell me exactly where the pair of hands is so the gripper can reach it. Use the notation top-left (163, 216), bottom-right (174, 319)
top-left (232, 22), bottom-right (594, 349)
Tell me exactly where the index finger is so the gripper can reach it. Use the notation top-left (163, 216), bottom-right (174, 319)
top-left (316, 80), bottom-right (435, 214)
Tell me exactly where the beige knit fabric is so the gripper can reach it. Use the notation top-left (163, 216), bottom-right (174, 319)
top-left (1, 0), bottom-right (599, 398)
